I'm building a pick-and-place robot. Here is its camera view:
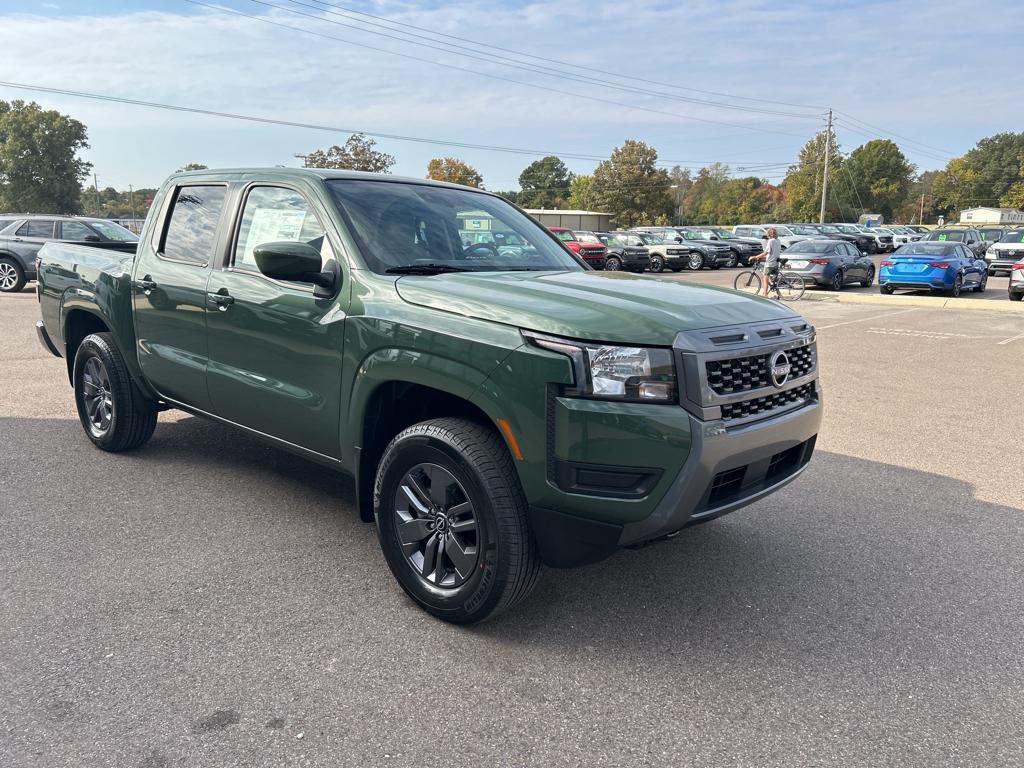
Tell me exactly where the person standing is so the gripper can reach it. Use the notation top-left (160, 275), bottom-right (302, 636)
top-left (750, 228), bottom-right (782, 296)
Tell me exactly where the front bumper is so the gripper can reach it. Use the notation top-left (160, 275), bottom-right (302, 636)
top-left (619, 398), bottom-right (820, 545)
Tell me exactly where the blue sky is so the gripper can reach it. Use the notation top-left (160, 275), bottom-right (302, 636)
top-left (2, 0), bottom-right (1023, 193)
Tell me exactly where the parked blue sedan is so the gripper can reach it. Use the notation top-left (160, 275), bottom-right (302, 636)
top-left (879, 242), bottom-right (988, 297)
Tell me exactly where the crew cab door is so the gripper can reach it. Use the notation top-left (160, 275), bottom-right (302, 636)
top-left (204, 183), bottom-right (347, 459)
top-left (133, 183), bottom-right (228, 412)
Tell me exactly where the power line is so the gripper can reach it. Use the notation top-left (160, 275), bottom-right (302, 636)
top-left (269, 0), bottom-right (822, 120)
top-left (182, 0), bottom-right (812, 139)
top-left (0, 80), bottom-right (798, 170)
top-left (833, 110), bottom-right (955, 158)
top-left (296, 0), bottom-right (831, 113)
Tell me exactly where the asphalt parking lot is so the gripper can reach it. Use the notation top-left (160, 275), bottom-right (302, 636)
top-left (2, 290), bottom-right (1023, 767)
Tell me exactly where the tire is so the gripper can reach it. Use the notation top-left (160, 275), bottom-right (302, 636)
top-left (977, 274), bottom-right (987, 292)
top-left (374, 418), bottom-right (541, 624)
top-left (880, 285), bottom-right (895, 295)
top-left (73, 333), bottom-right (158, 452)
top-left (733, 270), bottom-right (761, 295)
top-left (950, 274), bottom-right (963, 298)
top-left (1010, 291), bottom-right (1023, 302)
top-left (687, 252), bottom-right (704, 271)
top-left (649, 255), bottom-right (664, 273)
top-left (728, 250), bottom-right (740, 268)
top-left (604, 256), bottom-right (622, 271)
top-left (0, 257), bottom-right (26, 293)
top-left (830, 270), bottom-right (844, 291)
top-left (861, 267), bottom-right (875, 288)
top-left (777, 273), bottom-right (806, 301)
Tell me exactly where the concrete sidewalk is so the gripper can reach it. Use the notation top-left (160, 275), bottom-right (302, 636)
top-left (799, 290), bottom-right (1024, 312)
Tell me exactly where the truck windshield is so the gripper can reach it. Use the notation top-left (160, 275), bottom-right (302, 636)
top-left (327, 180), bottom-right (583, 274)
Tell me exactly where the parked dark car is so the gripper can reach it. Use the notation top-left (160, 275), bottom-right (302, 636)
top-left (592, 232), bottom-right (650, 272)
top-left (0, 214), bottom-right (139, 292)
top-left (780, 239), bottom-right (876, 290)
top-left (632, 227), bottom-right (733, 270)
top-left (919, 228), bottom-right (987, 258)
top-left (691, 227), bottom-right (764, 265)
top-left (880, 241), bottom-right (988, 296)
top-left (800, 224), bottom-right (875, 254)
top-left (978, 227), bottom-right (1006, 251)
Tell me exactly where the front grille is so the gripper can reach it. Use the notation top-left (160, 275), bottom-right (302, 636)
top-left (706, 344), bottom-right (814, 396)
top-left (720, 382), bottom-right (815, 421)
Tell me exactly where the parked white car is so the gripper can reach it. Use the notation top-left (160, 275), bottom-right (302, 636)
top-left (984, 229), bottom-right (1024, 276)
top-left (1010, 260), bottom-right (1024, 301)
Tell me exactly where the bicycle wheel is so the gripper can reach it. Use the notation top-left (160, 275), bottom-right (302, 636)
top-left (776, 273), bottom-right (806, 301)
top-left (733, 270), bottom-right (761, 295)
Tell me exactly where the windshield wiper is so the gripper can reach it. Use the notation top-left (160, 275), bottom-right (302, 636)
top-left (385, 263), bottom-right (475, 275)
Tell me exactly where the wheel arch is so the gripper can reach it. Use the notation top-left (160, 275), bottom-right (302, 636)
top-left (62, 308), bottom-right (111, 383)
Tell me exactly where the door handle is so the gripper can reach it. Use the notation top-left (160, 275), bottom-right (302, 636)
top-left (208, 291), bottom-right (235, 311)
top-left (138, 276), bottom-right (157, 295)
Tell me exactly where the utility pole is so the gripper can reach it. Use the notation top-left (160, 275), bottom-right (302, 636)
top-left (819, 109), bottom-right (832, 224)
top-left (919, 192), bottom-right (925, 225)
top-left (129, 184), bottom-right (136, 222)
top-left (93, 173), bottom-right (100, 216)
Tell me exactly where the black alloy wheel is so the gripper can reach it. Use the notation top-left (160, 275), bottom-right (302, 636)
top-left (649, 255), bottom-right (664, 273)
top-left (861, 267), bottom-right (875, 288)
top-left (81, 356), bottom-right (114, 439)
top-left (977, 273), bottom-right (987, 292)
top-left (951, 274), bottom-right (963, 298)
top-left (830, 270), bottom-right (844, 291)
top-left (604, 256), bottom-right (622, 271)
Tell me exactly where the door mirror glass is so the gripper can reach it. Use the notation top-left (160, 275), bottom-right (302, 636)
top-left (254, 241), bottom-right (335, 290)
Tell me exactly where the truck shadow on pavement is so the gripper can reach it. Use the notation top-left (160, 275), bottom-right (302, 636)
top-left (5, 412), bottom-right (1023, 664)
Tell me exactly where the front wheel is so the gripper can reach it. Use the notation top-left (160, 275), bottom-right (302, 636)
top-left (374, 418), bottom-right (541, 624)
top-left (733, 270), bottom-right (761, 295)
top-left (776, 273), bottom-right (806, 301)
top-left (604, 256), bottom-right (622, 271)
top-left (73, 333), bottom-right (158, 452)
top-left (687, 252), bottom-right (704, 271)
top-left (649, 255), bottom-right (664, 273)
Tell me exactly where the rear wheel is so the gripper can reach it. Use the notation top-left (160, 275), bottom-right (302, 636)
top-left (374, 418), bottom-right (541, 624)
top-left (950, 274), bottom-right (964, 298)
top-left (733, 270), bottom-right (761, 295)
top-left (830, 270), bottom-right (844, 291)
top-left (604, 256), bottom-right (622, 271)
top-left (777, 273), bottom-right (806, 301)
top-left (977, 273), bottom-right (987, 292)
top-left (687, 252), bottom-right (704, 271)
top-left (880, 285), bottom-right (895, 295)
top-left (1009, 291), bottom-right (1023, 302)
top-left (861, 267), bottom-right (875, 288)
top-left (0, 258), bottom-right (26, 293)
top-left (73, 333), bottom-right (158, 452)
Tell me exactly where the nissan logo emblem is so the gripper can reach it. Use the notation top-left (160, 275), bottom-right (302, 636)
top-left (768, 350), bottom-right (792, 388)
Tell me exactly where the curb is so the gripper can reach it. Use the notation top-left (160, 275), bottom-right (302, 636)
top-left (798, 290), bottom-right (1024, 313)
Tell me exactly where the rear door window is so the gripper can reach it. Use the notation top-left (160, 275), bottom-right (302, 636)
top-left (160, 185), bottom-right (227, 266)
top-left (17, 220), bottom-right (56, 238)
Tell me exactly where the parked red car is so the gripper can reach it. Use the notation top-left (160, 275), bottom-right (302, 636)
top-left (549, 227), bottom-right (606, 266)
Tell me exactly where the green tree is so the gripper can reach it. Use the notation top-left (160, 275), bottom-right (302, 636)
top-left (176, 162), bottom-right (208, 172)
top-left (590, 140), bottom-right (672, 227)
top-left (302, 133), bottom-right (395, 173)
top-left (1000, 162), bottom-right (1024, 208)
top-left (426, 157), bottom-right (483, 187)
top-left (667, 166), bottom-right (692, 223)
top-left (845, 140), bottom-right (914, 220)
top-left (0, 100), bottom-right (91, 213)
top-left (492, 190), bottom-right (520, 205)
top-left (516, 156), bottom-right (572, 208)
top-left (567, 174), bottom-right (597, 210)
top-left (780, 129), bottom-right (844, 222)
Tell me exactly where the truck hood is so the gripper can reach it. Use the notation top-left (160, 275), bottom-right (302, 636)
top-left (394, 270), bottom-right (798, 345)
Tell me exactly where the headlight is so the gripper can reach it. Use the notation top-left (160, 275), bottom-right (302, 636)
top-left (525, 333), bottom-right (677, 402)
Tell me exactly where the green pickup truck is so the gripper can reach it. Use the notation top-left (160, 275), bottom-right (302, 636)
top-left (35, 168), bottom-right (821, 623)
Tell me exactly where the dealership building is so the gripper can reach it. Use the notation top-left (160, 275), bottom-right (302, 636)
top-left (958, 207), bottom-right (1024, 225)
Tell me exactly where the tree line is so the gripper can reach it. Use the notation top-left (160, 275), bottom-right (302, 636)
top-left (3, 98), bottom-right (1023, 227)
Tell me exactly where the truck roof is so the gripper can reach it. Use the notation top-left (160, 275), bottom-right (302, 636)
top-left (172, 167), bottom-right (494, 194)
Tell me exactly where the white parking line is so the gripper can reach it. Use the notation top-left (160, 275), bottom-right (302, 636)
top-left (998, 331), bottom-right (1024, 345)
top-left (814, 307), bottom-right (919, 330)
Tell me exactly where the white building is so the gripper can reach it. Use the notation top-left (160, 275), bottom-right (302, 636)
top-left (958, 207), bottom-right (1024, 226)
top-left (524, 209), bottom-right (615, 231)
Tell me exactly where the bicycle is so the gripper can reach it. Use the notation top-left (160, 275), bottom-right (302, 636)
top-left (733, 260), bottom-right (805, 301)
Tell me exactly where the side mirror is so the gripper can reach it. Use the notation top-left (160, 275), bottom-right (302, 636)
top-left (84, 234), bottom-right (101, 242)
top-left (254, 241), bottom-right (336, 291)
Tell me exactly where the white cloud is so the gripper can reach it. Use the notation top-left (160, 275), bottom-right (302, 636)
top-left (0, 0), bottom-right (1021, 187)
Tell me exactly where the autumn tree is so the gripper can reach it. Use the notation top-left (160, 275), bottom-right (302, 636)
top-left (567, 175), bottom-right (597, 210)
top-left (517, 155), bottom-right (572, 208)
top-left (590, 140), bottom-right (672, 227)
top-left (302, 133), bottom-right (395, 173)
top-left (426, 157), bottom-right (483, 187)
top-left (0, 100), bottom-right (91, 213)
top-left (780, 129), bottom-right (844, 222)
top-left (844, 140), bottom-right (914, 220)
